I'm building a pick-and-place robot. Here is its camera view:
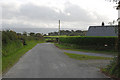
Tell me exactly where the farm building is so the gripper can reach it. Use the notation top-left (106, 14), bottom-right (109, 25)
top-left (86, 25), bottom-right (118, 36)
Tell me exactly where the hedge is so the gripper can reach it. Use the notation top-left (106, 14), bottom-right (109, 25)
top-left (59, 36), bottom-right (118, 51)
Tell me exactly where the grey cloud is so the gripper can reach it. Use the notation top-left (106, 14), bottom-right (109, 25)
top-left (2, 2), bottom-right (105, 21)
top-left (19, 3), bottom-right (98, 22)
top-left (19, 3), bottom-right (59, 21)
top-left (2, 4), bottom-right (18, 19)
top-left (63, 3), bottom-right (94, 22)
top-left (1, 2), bottom-right (108, 28)
top-left (63, 2), bottom-right (108, 22)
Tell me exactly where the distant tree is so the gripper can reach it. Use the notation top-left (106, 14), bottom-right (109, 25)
top-left (71, 30), bottom-right (74, 32)
top-left (23, 31), bottom-right (27, 36)
top-left (29, 32), bottom-right (35, 37)
top-left (75, 30), bottom-right (82, 33)
top-left (17, 33), bottom-right (22, 39)
top-left (35, 33), bottom-right (43, 38)
top-left (43, 34), bottom-right (47, 36)
top-left (47, 30), bottom-right (87, 36)
top-left (17, 33), bottom-right (22, 36)
top-left (52, 32), bottom-right (58, 36)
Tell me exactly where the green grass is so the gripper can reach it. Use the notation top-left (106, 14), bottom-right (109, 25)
top-left (45, 38), bottom-right (56, 41)
top-left (64, 52), bottom-right (112, 60)
top-left (55, 43), bottom-right (117, 55)
top-left (2, 40), bottom-right (44, 74)
top-left (0, 55), bottom-right (2, 75)
top-left (44, 36), bottom-right (117, 38)
top-left (44, 35), bottom-right (68, 38)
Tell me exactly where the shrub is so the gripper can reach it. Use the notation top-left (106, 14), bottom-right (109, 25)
top-left (2, 30), bottom-right (44, 56)
top-left (2, 30), bottom-right (23, 56)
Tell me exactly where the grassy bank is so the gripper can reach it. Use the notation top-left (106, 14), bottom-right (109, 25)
top-left (64, 52), bottom-right (112, 60)
top-left (2, 30), bottom-right (45, 73)
top-left (101, 57), bottom-right (120, 78)
top-left (2, 40), bottom-right (44, 74)
top-left (55, 43), bottom-right (117, 55)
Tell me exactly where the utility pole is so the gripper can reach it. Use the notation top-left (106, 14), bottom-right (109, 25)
top-left (57, 20), bottom-right (60, 43)
top-left (59, 20), bottom-right (60, 36)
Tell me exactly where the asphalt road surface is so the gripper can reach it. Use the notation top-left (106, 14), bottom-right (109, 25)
top-left (3, 43), bottom-right (110, 78)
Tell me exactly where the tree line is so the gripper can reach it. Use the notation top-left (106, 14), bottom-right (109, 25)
top-left (46, 30), bottom-right (87, 36)
top-left (3, 30), bottom-right (43, 46)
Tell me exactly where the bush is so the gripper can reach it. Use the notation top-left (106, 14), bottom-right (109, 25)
top-left (103, 57), bottom-right (120, 78)
top-left (2, 30), bottom-right (44, 57)
top-left (2, 30), bottom-right (23, 56)
top-left (2, 30), bottom-right (18, 45)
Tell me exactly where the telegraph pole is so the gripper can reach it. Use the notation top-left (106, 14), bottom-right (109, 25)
top-left (59, 20), bottom-right (60, 36)
top-left (57, 20), bottom-right (60, 43)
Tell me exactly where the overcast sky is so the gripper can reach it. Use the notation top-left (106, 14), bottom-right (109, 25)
top-left (0, 0), bottom-right (118, 30)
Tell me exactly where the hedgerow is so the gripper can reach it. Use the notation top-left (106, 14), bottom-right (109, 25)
top-left (59, 36), bottom-right (117, 51)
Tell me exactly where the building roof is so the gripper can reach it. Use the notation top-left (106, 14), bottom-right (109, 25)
top-left (86, 25), bottom-right (118, 36)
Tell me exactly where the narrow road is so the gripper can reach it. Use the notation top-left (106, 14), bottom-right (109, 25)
top-left (4, 43), bottom-right (110, 78)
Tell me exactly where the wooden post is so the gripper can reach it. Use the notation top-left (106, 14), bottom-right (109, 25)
top-left (59, 20), bottom-right (60, 36)
top-left (58, 20), bottom-right (60, 44)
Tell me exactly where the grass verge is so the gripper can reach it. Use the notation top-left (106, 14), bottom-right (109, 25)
top-left (2, 40), bottom-right (44, 74)
top-left (55, 43), bottom-right (117, 55)
top-left (64, 52), bottom-right (112, 60)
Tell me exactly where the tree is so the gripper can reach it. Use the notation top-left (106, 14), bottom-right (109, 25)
top-left (35, 33), bottom-right (43, 38)
top-left (23, 31), bottom-right (27, 36)
top-left (17, 33), bottom-right (22, 39)
top-left (29, 32), bottom-right (35, 37)
top-left (106, 0), bottom-right (120, 78)
top-left (117, 1), bottom-right (120, 78)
